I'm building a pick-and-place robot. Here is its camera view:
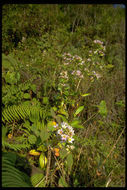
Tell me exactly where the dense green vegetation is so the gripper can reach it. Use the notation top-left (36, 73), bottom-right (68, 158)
top-left (2, 4), bottom-right (125, 187)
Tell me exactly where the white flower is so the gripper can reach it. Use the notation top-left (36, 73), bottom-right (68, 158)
top-left (60, 71), bottom-right (68, 79)
top-left (67, 145), bottom-right (75, 150)
top-left (61, 122), bottom-right (68, 129)
top-left (68, 137), bottom-right (74, 143)
top-left (93, 39), bottom-right (103, 45)
top-left (87, 58), bottom-right (91, 62)
top-left (94, 50), bottom-right (98, 54)
top-left (95, 73), bottom-right (102, 79)
top-left (63, 62), bottom-right (70, 65)
top-left (57, 129), bottom-right (63, 135)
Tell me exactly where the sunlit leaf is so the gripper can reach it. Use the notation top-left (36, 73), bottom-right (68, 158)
top-left (74, 106), bottom-right (84, 117)
top-left (81, 93), bottom-right (91, 97)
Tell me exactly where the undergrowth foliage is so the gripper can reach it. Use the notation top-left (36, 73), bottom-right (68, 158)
top-left (2, 4), bottom-right (125, 187)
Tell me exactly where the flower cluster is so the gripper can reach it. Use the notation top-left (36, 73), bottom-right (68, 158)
top-left (59, 71), bottom-right (68, 79)
top-left (53, 121), bottom-right (75, 144)
top-left (71, 70), bottom-right (84, 78)
top-left (92, 71), bottom-right (102, 79)
top-left (62, 52), bottom-right (85, 66)
top-left (93, 39), bottom-right (106, 57)
top-left (93, 39), bottom-right (104, 45)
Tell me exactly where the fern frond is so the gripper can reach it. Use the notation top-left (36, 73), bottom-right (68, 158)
top-left (2, 140), bottom-right (31, 151)
top-left (2, 104), bottom-right (44, 123)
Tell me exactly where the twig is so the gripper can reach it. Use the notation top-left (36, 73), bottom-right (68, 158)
top-left (45, 146), bottom-right (52, 186)
top-left (102, 127), bottom-right (125, 166)
top-left (82, 112), bottom-right (98, 125)
top-left (35, 176), bottom-right (46, 187)
top-left (76, 79), bottom-right (81, 92)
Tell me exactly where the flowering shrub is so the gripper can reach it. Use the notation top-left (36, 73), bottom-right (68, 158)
top-left (53, 121), bottom-right (75, 144)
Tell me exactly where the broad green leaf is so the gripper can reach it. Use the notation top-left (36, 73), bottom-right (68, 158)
top-left (43, 97), bottom-right (49, 104)
top-left (74, 106), bottom-right (84, 117)
top-left (31, 173), bottom-right (45, 187)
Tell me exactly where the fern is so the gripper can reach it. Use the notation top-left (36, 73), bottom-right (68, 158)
top-left (2, 104), bottom-right (44, 123)
top-left (2, 126), bottom-right (31, 151)
top-left (2, 152), bottom-right (32, 187)
top-left (2, 140), bottom-right (31, 151)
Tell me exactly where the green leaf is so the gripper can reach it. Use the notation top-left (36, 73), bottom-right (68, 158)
top-left (58, 108), bottom-right (68, 117)
top-left (98, 100), bottom-right (108, 117)
top-left (58, 176), bottom-right (68, 187)
top-left (115, 100), bottom-right (125, 107)
top-left (56, 115), bottom-right (62, 125)
top-left (31, 84), bottom-right (36, 93)
top-left (43, 97), bottom-right (49, 104)
top-left (106, 64), bottom-right (114, 69)
top-left (51, 108), bottom-right (56, 118)
top-left (81, 93), bottom-right (91, 97)
top-left (71, 120), bottom-right (84, 129)
top-left (74, 106), bottom-right (84, 117)
top-left (28, 135), bottom-right (37, 144)
top-left (31, 173), bottom-right (45, 187)
top-left (40, 128), bottom-right (50, 142)
top-left (24, 93), bottom-right (31, 99)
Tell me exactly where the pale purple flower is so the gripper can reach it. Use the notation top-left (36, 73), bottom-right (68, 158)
top-left (76, 70), bottom-right (82, 76)
top-left (71, 71), bottom-right (75, 75)
top-left (61, 134), bottom-right (68, 141)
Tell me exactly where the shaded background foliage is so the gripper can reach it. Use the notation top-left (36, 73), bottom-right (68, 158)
top-left (2, 4), bottom-right (125, 187)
